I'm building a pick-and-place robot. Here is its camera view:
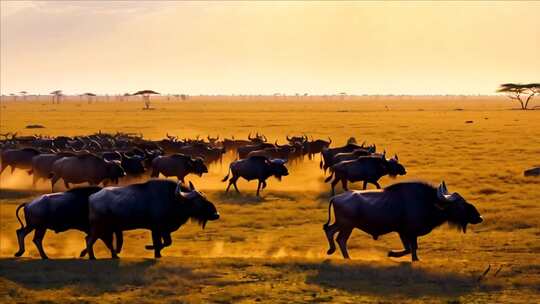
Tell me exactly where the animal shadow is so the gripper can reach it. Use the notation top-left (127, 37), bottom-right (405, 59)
top-left (302, 261), bottom-right (500, 298)
top-left (0, 258), bottom-right (161, 295)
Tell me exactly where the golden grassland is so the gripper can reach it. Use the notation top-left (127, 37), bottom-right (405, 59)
top-left (0, 96), bottom-right (539, 303)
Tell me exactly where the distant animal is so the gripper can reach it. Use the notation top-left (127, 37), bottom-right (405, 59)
top-left (50, 154), bottom-right (126, 191)
top-left (331, 148), bottom-right (375, 165)
top-left (323, 181), bottom-right (483, 261)
top-left (0, 148), bottom-right (41, 175)
top-left (320, 143), bottom-right (374, 173)
top-left (237, 143), bottom-right (275, 159)
top-left (222, 156), bottom-right (289, 196)
top-left (304, 137), bottom-right (332, 159)
top-left (151, 154), bottom-right (208, 182)
top-left (325, 154), bottom-right (406, 195)
top-left (86, 180), bottom-right (219, 259)
top-left (13, 187), bottom-right (123, 259)
top-left (524, 166), bottom-right (540, 177)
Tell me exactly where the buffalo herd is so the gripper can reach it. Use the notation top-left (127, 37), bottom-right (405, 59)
top-left (0, 131), bottom-right (483, 261)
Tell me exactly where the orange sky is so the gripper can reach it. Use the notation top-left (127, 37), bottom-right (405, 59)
top-left (1, 1), bottom-right (539, 95)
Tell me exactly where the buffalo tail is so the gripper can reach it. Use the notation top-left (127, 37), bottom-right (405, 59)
top-left (15, 203), bottom-right (26, 229)
top-left (323, 198), bottom-right (334, 230)
top-left (221, 165), bottom-right (231, 182)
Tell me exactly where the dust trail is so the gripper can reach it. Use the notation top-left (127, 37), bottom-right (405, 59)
top-left (0, 169), bottom-right (49, 190)
top-left (202, 235), bottom-right (386, 261)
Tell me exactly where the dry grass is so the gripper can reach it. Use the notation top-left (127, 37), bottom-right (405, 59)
top-left (0, 96), bottom-right (539, 303)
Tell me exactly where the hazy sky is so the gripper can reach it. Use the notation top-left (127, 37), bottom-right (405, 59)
top-left (1, 1), bottom-right (539, 95)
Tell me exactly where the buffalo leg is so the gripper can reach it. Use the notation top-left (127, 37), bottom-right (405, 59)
top-left (228, 176), bottom-right (240, 193)
top-left (32, 228), bottom-right (48, 259)
top-left (14, 226), bottom-right (34, 257)
top-left (373, 181), bottom-right (381, 189)
top-left (146, 233), bottom-right (172, 250)
top-left (151, 230), bottom-right (163, 258)
top-left (324, 223), bottom-right (339, 255)
top-left (102, 233), bottom-right (118, 259)
top-left (336, 227), bottom-right (353, 259)
top-left (86, 227), bottom-right (100, 260)
top-left (410, 237), bottom-right (419, 261)
top-left (341, 179), bottom-right (349, 192)
top-left (388, 233), bottom-right (411, 258)
top-left (0, 164), bottom-right (6, 175)
top-left (330, 178), bottom-right (339, 196)
top-left (261, 180), bottom-right (267, 189)
top-left (115, 230), bottom-right (123, 253)
top-left (51, 175), bottom-right (60, 192)
top-left (256, 180), bottom-right (262, 197)
top-left (10, 166), bottom-right (15, 174)
top-left (362, 181), bottom-right (368, 190)
top-left (64, 180), bottom-right (70, 189)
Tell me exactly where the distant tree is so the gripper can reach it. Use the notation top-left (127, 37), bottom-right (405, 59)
top-left (10, 93), bottom-right (17, 101)
top-left (50, 90), bottom-right (63, 104)
top-left (497, 83), bottom-right (540, 110)
top-left (82, 92), bottom-right (97, 104)
top-left (19, 91), bottom-right (28, 101)
top-left (133, 90), bottom-right (159, 109)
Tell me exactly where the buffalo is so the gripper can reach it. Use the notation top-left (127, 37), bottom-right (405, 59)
top-left (320, 143), bottom-right (375, 173)
top-left (323, 181), bottom-right (483, 261)
top-left (304, 137), bottom-right (332, 159)
top-left (13, 186), bottom-right (122, 259)
top-left (151, 154), bottom-right (208, 182)
top-left (120, 153), bottom-right (146, 176)
top-left (30, 152), bottom-right (75, 188)
top-left (237, 143), bottom-right (275, 159)
top-left (0, 148), bottom-right (41, 175)
top-left (222, 156), bottom-right (289, 196)
top-left (50, 154), bottom-right (126, 191)
top-left (325, 154), bottom-right (406, 195)
top-left (86, 180), bottom-right (219, 259)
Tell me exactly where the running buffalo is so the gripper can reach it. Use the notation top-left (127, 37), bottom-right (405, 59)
top-left (30, 152), bottom-right (75, 188)
top-left (325, 154), bottom-right (406, 195)
top-left (222, 156), bottom-right (289, 196)
top-left (13, 186), bottom-right (122, 259)
top-left (151, 154), bottom-right (208, 182)
top-left (86, 180), bottom-right (219, 259)
top-left (323, 181), bottom-right (483, 261)
top-left (50, 154), bottom-right (126, 191)
top-left (0, 148), bottom-right (41, 175)
top-left (320, 143), bottom-right (375, 173)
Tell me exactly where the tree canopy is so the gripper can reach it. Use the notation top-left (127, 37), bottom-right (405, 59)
top-left (497, 83), bottom-right (540, 110)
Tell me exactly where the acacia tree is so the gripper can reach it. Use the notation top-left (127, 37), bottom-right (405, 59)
top-left (19, 91), bottom-right (28, 101)
top-left (50, 90), bottom-right (63, 104)
top-left (133, 90), bottom-right (159, 109)
top-left (497, 83), bottom-right (540, 110)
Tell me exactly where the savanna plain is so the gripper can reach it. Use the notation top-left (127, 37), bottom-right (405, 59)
top-left (0, 96), bottom-right (539, 303)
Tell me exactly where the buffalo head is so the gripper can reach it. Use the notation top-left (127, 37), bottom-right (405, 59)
top-left (190, 157), bottom-right (208, 177)
top-left (436, 181), bottom-right (483, 233)
top-left (269, 158), bottom-right (289, 180)
top-left (175, 181), bottom-right (219, 228)
top-left (105, 160), bottom-right (127, 184)
top-left (385, 154), bottom-right (406, 177)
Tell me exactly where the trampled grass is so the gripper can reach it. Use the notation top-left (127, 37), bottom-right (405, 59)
top-left (0, 96), bottom-right (539, 303)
